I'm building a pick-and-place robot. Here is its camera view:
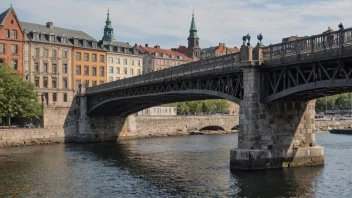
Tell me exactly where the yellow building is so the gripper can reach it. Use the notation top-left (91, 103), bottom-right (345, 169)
top-left (72, 39), bottom-right (107, 91)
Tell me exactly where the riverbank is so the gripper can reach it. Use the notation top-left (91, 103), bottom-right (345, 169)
top-left (315, 120), bottom-right (352, 131)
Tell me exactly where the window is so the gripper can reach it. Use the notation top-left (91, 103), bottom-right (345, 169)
top-left (124, 67), bottom-right (127, 74)
top-left (131, 60), bottom-right (134, 65)
top-left (63, 78), bottom-right (68, 89)
top-left (34, 33), bottom-right (39, 40)
top-left (63, 93), bottom-right (67, 102)
top-left (44, 49), bottom-right (48, 57)
top-left (130, 68), bottom-right (134, 75)
top-left (155, 52), bottom-right (158, 57)
top-left (109, 57), bottom-right (113, 63)
top-left (11, 45), bottom-right (17, 54)
top-left (11, 20), bottom-right (14, 24)
top-left (100, 55), bottom-right (104, 62)
top-left (92, 67), bottom-right (97, 76)
top-left (35, 63), bottom-right (39, 72)
top-left (11, 30), bottom-right (17, 39)
top-left (149, 60), bottom-right (151, 64)
top-left (76, 52), bottom-right (81, 60)
top-left (63, 64), bottom-right (68, 74)
top-left (109, 66), bottom-right (113, 73)
top-left (92, 80), bottom-right (97, 86)
top-left (116, 77), bottom-right (120, 80)
top-left (84, 53), bottom-right (89, 61)
top-left (52, 93), bottom-right (57, 102)
top-left (123, 59), bottom-right (127, 65)
top-left (52, 49), bottom-right (57, 57)
top-left (43, 77), bottom-right (48, 88)
top-left (10, 60), bottom-right (17, 70)
top-left (43, 63), bottom-right (48, 72)
top-left (99, 67), bottom-right (104, 76)
top-left (116, 67), bottom-right (120, 74)
top-left (92, 54), bottom-right (97, 62)
top-left (49, 35), bottom-right (55, 42)
top-left (137, 60), bottom-right (141, 66)
top-left (52, 64), bottom-right (57, 74)
top-left (109, 76), bottom-right (113, 82)
top-left (76, 80), bottom-right (81, 88)
top-left (84, 66), bottom-right (89, 75)
top-left (5, 29), bottom-right (9, 38)
top-left (162, 53), bottom-right (166, 58)
top-left (52, 78), bottom-right (57, 88)
top-left (99, 80), bottom-right (104, 85)
top-left (0, 44), bottom-right (4, 53)
top-left (137, 69), bottom-right (141, 75)
top-left (117, 58), bottom-right (120, 64)
top-left (61, 37), bottom-right (67, 44)
top-left (76, 66), bottom-right (81, 75)
top-left (35, 48), bottom-right (40, 57)
top-left (179, 56), bottom-right (183, 60)
top-left (35, 77), bottom-right (39, 87)
top-left (62, 51), bottom-right (68, 58)
top-left (84, 80), bottom-right (89, 87)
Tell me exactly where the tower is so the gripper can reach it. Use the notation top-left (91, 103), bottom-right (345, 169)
top-left (187, 11), bottom-right (201, 61)
top-left (102, 8), bottom-right (116, 41)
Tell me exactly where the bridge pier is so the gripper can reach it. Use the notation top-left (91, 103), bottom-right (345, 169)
top-left (230, 63), bottom-right (324, 170)
top-left (74, 95), bottom-right (127, 142)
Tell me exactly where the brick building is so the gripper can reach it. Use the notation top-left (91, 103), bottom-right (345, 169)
top-left (201, 43), bottom-right (239, 60)
top-left (0, 6), bottom-right (24, 74)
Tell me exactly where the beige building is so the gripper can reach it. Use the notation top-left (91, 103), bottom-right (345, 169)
top-left (101, 42), bottom-right (144, 82)
top-left (138, 107), bottom-right (177, 116)
top-left (22, 21), bottom-right (95, 107)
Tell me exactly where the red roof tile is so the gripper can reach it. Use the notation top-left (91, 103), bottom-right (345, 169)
top-left (136, 45), bottom-right (193, 61)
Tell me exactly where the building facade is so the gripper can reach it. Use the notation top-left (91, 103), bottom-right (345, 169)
top-left (99, 10), bottom-right (144, 82)
top-left (137, 106), bottom-right (177, 116)
top-left (201, 43), bottom-right (239, 60)
top-left (0, 6), bottom-right (24, 74)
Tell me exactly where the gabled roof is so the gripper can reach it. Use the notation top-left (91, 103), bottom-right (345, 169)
top-left (0, 8), bottom-right (11, 26)
top-left (21, 21), bottom-right (95, 40)
top-left (226, 47), bottom-right (239, 53)
top-left (101, 40), bottom-right (132, 48)
top-left (136, 45), bottom-right (193, 61)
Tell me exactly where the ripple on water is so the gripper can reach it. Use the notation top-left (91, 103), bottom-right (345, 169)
top-left (0, 133), bottom-right (351, 197)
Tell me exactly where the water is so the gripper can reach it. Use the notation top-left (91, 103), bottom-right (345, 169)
top-left (0, 132), bottom-right (351, 197)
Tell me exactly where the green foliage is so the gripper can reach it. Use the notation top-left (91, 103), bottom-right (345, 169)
top-left (165, 99), bottom-right (230, 114)
top-left (0, 64), bottom-right (42, 127)
top-left (316, 93), bottom-right (352, 111)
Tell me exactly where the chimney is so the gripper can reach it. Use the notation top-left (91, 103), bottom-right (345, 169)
top-left (46, 22), bottom-right (53, 29)
top-left (134, 43), bottom-right (137, 47)
top-left (145, 44), bottom-right (149, 47)
top-left (154, 45), bottom-right (160, 49)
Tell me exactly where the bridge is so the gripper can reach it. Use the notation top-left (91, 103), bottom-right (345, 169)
top-left (76, 26), bottom-right (352, 170)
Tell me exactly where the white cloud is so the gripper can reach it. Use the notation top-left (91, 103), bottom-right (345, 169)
top-left (1, 0), bottom-right (352, 48)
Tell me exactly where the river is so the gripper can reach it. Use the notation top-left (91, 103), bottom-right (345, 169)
top-left (0, 132), bottom-right (351, 197)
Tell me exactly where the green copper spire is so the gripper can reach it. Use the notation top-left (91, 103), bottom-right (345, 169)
top-left (102, 7), bottom-right (116, 41)
top-left (189, 11), bottom-right (198, 38)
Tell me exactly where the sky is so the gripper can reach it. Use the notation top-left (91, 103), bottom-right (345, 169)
top-left (1, 0), bottom-right (352, 49)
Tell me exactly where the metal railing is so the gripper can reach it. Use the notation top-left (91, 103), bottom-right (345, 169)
top-left (263, 27), bottom-right (352, 64)
top-left (86, 53), bottom-right (240, 94)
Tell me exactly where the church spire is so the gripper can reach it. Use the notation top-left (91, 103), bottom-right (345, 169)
top-left (102, 8), bottom-right (115, 41)
top-left (189, 10), bottom-right (198, 38)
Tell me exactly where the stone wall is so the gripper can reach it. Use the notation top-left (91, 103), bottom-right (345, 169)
top-left (119, 115), bottom-right (239, 140)
top-left (316, 120), bottom-right (352, 131)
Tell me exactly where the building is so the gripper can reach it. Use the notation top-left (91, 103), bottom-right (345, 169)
top-left (137, 106), bottom-right (177, 116)
top-left (0, 6), bottom-right (24, 74)
top-left (99, 10), bottom-right (144, 82)
top-left (72, 35), bottom-right (106, 91)
top-left (201, 43), bottom-right (239, 60)
top-left (137, 44), bottom-right (193, 73)
top-left (21, 20), bottom-right (98, 107)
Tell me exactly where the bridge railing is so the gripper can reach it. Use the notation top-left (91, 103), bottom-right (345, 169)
top-left (86, 53), bottom-right (240, 94)
top-left (263, 27), bottom-right (352, 64)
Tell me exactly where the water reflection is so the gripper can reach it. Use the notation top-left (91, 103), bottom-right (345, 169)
top-left (0, 133), bottom-right (349, 197)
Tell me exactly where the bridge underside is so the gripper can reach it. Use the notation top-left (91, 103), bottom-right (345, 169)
top-left (87, 90), bottom-right (238, 117)
top-left (263, 55), bottom-right (352, 102)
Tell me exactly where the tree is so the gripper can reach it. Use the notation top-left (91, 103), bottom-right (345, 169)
top-left (0, 64), bottom-right (42, 128)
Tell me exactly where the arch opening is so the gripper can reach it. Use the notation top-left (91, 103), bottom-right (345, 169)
top-left (199, 126), bottom-right (225, 131)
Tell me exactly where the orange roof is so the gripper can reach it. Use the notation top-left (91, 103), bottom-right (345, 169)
top-left (136, 45), bottom-right (193, 61)
top-left (227, 47), bottom-right (239, 53)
